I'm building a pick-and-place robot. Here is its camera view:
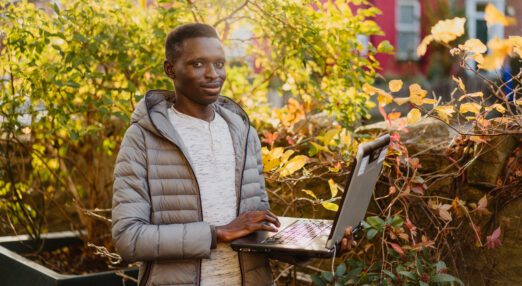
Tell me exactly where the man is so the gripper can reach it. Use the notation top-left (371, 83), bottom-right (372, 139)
top-left (112, 23), bottom-right (354, 286)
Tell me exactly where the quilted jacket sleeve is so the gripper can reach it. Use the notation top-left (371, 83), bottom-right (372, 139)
top-left (112, 124), bottom-right (213, 262)
top-left (252, 127), bottom-right (270, 211)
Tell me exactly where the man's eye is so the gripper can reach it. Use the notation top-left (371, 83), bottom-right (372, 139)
top-left (215, 61), bottom-right (225, 69)
top-left (192, 62), bottom-right (203, 68)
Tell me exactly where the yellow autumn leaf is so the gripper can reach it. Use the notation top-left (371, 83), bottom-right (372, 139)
top-left (452, 76), bottom-right (466, 92)
top-left (458, 91), bottom-right (483, 101)
top-left (280, 150), bottom-right (295, 164)
top-left (486, 103), bottom-right (506, 113)
top-left (459, 102), bottom-right (482, 114)
top-left (435, 106), bottom-right (455, 123)
top-left (321, 202), bottom-right (339, 212)
top-left (310, 141), bottom-right (333, 154)
top-left (407, 108), bottom-right (421, 124)
top-left (377, 90), bottom-right (394, 106)
top-left (459, 38), bottom-right (487, 55)
top-left (509, 36), bottom-right (522, 57)
top-left (393, 97), bottom-right (410, 106)
top-left (389, 80), bottom-right (403, 92)
top-left (269, 147), bottom-right (284, 160)
top-left (279, 155), bottom-right (307, 177)
top-left (478, 37), bottom-right (512, 70)
top-left (409, 83), bottom-right (427, 97)
top-left (409, 94), bottom-right (424, 106)
top-left (264, 158), bottom-right (281, 172)
top-left (340, 131), bottom-right (352, 147)
top-left (302, 189), bottom-right (318, 200)
top-left (417, 35), bottom-right (434, 57)
top-left (22, 127), bottom-right (31, 134)
top-left (471, 53), bottom-right (484, 65)
top-left (362, 83), bottom-right (378, 95)
top-left (517, 100), bottom-right (522, 105)
top-left (485, 3), bottom-right (516, 26)
top-left (328, 179), bottom-right (338, 198)
top-left (431, 17), bottom-right (466, 43)
top-left (324, 129), bottom-right (339, 146)
top-left (261, 147), bottom-right (270, 165)
top-left (423, 98), bottom-right (437, 104)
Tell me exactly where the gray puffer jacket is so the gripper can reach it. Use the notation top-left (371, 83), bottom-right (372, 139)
top-left (112, 90), bottom-right (273, 286)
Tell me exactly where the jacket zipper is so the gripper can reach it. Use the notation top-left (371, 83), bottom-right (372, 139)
top-left (220, 96), bottom-right (251, 286)
top-left (139, 262), bottom-right (152, 286)
top-left (145, 96), bottom-right (205, 286)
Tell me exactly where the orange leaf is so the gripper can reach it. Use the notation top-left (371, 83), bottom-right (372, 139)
top-left (431, 17), bottom-right (466, 43)
top-left (452, 76), bottom-right (466, 92)
top-left (459, 102), bottom-right (482, 114)
top-left (417, 35), bottom-right (434, 56)
top-left (434, 106), bottom-right (455, 123)
top-left (409, 83), bottom-right (427, 97)
top-left (328, 179), bottom-right (338, 198)
top-left (459, 38), bottom-right (487, 54)
top-left (389, 242), bottom-right (404, 255)
top-left (393, 97), bottom-right (410, 106)
top-left (485, 3), bottom-right (516, 26)
top-left (458, 92), bottom-right (483, 101)
top-left (388, 112), bottom-right (401, 121)
top-left (279, 155), bottom-right (307, 177)
top-left (389, 80), bottom-right (403, 92)
top-left (406, 108), bottom-right (421, 124)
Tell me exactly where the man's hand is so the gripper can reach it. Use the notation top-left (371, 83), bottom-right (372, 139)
top-left (339, 226), bottom-right (357, 254)
top-left (215, 211), bottom-right (281, 243)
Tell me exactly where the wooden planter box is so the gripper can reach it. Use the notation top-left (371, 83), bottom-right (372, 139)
top-left (0, 231), bottom-right (138, 286)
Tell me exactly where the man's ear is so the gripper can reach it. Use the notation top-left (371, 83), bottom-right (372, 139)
top-left (164, 60), bottom-right (176, 79)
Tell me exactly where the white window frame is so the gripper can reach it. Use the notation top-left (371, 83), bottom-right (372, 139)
top-left (396, 0), bottom-right (421, 61)
top-left (465, 0), bottom-right (505, 75)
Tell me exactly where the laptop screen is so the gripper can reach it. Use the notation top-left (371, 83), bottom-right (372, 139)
top-left (325, 134), bottom-right (390, 249)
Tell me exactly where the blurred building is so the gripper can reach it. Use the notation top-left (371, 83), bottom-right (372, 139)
top-left (368, 0), bottom-right (521, 78)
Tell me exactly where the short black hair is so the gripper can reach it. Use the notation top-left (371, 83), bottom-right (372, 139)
top-left (165, 23), bottom-right (220, 62)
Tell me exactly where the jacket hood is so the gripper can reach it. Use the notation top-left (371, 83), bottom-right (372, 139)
top-left (129, 89), bottom-right (252, 200)
top-left (130, 89), bottom-right (250, 137)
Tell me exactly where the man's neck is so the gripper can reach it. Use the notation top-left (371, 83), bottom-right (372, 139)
top-left (173, 99), bottom-right (215, 122)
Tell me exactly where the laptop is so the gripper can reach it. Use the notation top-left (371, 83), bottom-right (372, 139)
top-left (231, 134), bottom-right (391, 258)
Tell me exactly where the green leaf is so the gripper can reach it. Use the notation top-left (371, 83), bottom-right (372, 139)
top-left (391, 215), bottom-right (404, 227)
top-left (311, 274), bottom-right (326, 286)
top-left (419, 281), bottom-right (429, 286)
top-left (336, 263), bottom-right (346, 277)
top-left (422, 245), bottom-right (429, 261)
top-left (430, 274), bottom-right (464, 285)
top-left (398, 270), bottom-right (417, 281)
top-left (436, 261), bottom-right (447, 273)
top-left (367, 228), bottom-right (378, 240)
top-left (416, 254), bottom-right (424, 275)
top-left (377, 40), bottom-right (394, 54)
top-left (344, 266), bottom-right (363, 278)
top-left (366, 216), bottom-right (385, 230)
top-left (322, 271), bottom-right (334, 282)
top-left (382, 270), bottom-right (396, 281)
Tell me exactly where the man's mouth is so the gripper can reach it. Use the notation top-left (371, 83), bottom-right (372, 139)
top-left (200, 83), bottom-right (222, 95)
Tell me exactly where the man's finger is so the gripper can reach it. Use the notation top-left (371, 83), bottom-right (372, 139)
top-left (341, 238), bottom-right (349, 252)
top-left (344, 226), bottom-right (353, 237)
top-left (260, 222), bottom-right (278, 232)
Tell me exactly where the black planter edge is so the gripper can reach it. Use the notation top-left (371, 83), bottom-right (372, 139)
top-left (0, 231), bottom-right (138, 285)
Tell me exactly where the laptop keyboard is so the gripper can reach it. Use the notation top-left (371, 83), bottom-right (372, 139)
top-left (263, 219), bottom-right (331, 246)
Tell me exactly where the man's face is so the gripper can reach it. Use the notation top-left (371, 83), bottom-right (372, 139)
top-left (166, 37), bottom-right (226, 106)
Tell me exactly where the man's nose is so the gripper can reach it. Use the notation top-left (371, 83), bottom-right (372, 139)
top-left (205, 64), bottom-right (218, 79)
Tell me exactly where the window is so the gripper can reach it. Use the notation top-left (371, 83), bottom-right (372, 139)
top-left (396, 0), bottom-right (421, 61)
top-left (465, 0), bottom-right (505, 72)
